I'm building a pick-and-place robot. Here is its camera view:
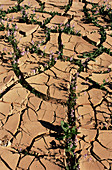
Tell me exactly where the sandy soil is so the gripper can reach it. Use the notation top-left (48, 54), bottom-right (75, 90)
top-left (0, 0), bottom-right (112, 169)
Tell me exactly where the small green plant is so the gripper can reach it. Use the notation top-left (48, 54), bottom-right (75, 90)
top-left (20, 8), bottom-right (29, 23)
top-left (38, 2), bottom-right (45, 12)
top-left (29, 13), bottom-right (36, 23)
top-left (0, 9), bottom-right (6, 20)
top-left (0, 21), bottom-right (5, 31)
top-left (56, 121), bottom-right (80, 170)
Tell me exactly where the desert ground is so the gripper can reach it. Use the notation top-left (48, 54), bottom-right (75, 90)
top-left (0, 0), bottom-right (112, 169)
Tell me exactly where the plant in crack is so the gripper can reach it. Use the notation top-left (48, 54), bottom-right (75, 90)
top-left (45, 28), bottom-right (50, 42)
top-left (0, 9), bottom-right (6, 20)
top-left (0, 20), bottom-right (5, 31)
top-left (60, 121), bottom-right (80, 170)
top-left (56, 73), bottom-right (80, 170)
top-left (17, 0), bottom-right (24, 5)
top-left (64, 1), bottom-right (72, 13)
top-left (37, 1), bottom-right (45, 12)
top-left (29, 13), bottom-right (36, 23)
top-left (20, 8), bottom-right (29, 23)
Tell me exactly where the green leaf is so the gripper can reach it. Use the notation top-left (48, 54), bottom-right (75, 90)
top-left (71, 126), bottom-right (76, 135)
top-left (65, 147), bottom-right (71, 152)
top-left (61, 121), bottom-right (69, 132)
top-left (100, 84), bottom-right (104, 89)
top-left (103, 79), bottom-right (106, 83)
top-left (70, 150), bottom-right (74, 156)
top-left (72, 145), bottom-right (77, 150)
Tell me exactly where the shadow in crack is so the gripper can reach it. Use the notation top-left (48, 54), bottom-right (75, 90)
top-left (106, 82), bottom-right (112, 90)
top-left (53, 83), bottom-right (68, 92)
top-left (38, 120), bottom-right (63, 133)
top-left (49, 139), bottom-right (64, 149)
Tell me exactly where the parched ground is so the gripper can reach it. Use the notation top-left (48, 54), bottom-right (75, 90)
top-left (0, 0), bottom-right (112, 169)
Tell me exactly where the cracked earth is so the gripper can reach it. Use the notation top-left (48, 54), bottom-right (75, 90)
top-left (0, 0), bottom-right (112, 169)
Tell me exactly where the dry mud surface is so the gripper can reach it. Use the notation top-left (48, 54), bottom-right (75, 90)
top-left (0, 0), bottom-right (112, 169)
